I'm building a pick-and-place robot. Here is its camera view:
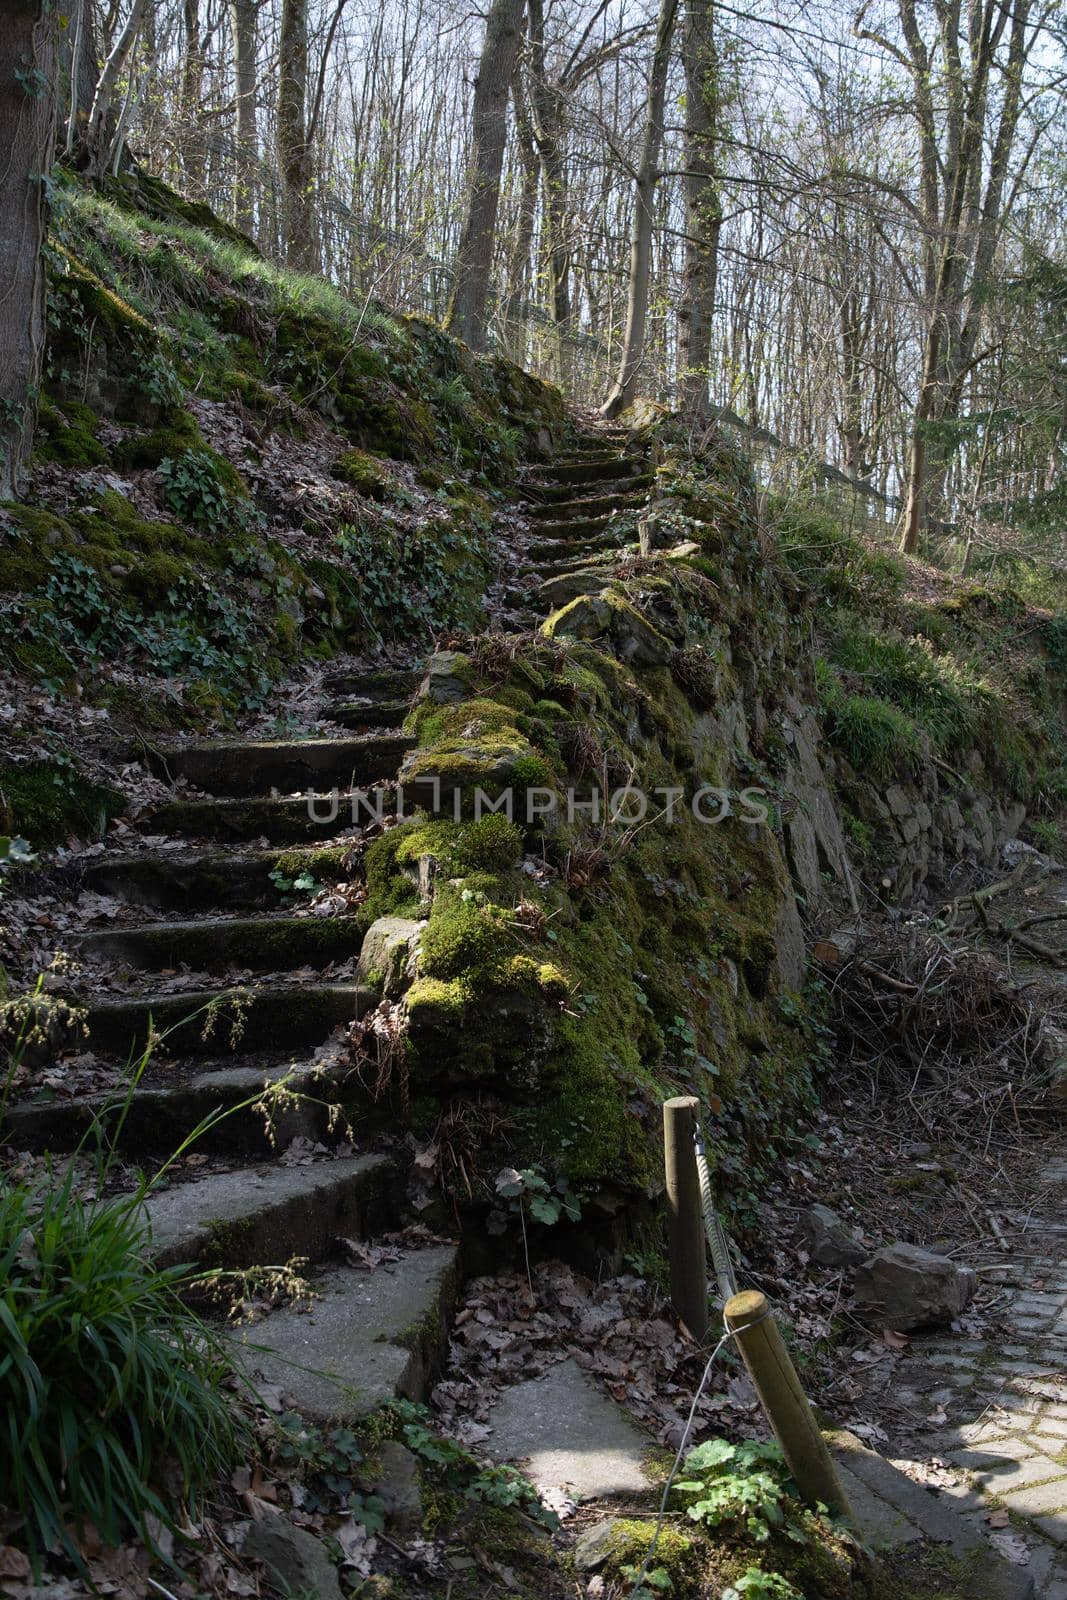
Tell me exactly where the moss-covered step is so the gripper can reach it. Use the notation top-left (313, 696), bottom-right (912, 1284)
top-left (75, 913), bottom-right (363, 972)
top-left (148, 734), bottom-right (414, 796)
top-left (146, 1152), bottom-right (399, 1270)
top-left (231, 1243), bottom-right (460, 1420)
top-left (151, 787), bottom-right (399, 843)
top-left (82, 980), bottom-right (371, 1056)
top-left (0, 1053), bottom-right (354, 1157)
top-left (526, 534), bottom-right (622, 565)
top-left (529, 456), bottom-right (646, 487)
top-left (321, 667), bottom-right (422, 699)
top-left (528, 513), bottom-right (613, 542)
top-left (79, 845), bottom-right (354, 912)
top-left (525, 474), bottom-right (654, 510)
top-left (325, 698), bottom-right (412, 731)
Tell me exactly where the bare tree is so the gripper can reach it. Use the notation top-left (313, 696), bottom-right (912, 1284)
top-left (676, 0), bottom-right (720, 414)
top-left (231, 0), bottom-right (260, 236)
top-left (600, 0), bottom-right (679, 417)
top-left (446, 0), bottom-right (526, 351)
top-left (0, 0), bottom-right (55, 499)
top-left (278, 0), bottom-right (314, 268)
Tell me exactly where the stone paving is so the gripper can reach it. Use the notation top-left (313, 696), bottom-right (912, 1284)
top-left (887, 1154), bottom-right (1067, 1598)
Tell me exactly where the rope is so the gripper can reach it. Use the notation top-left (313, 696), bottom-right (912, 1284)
top-left (695, 1126), bottom-right (738, 1306)
top-left (624, 1324), bottom-right (734, 1600)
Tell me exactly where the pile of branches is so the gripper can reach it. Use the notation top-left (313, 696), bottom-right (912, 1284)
top-left (819, 923), bottom-right (1050, 1141)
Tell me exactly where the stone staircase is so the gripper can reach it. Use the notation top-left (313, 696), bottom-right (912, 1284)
top-left (7, 427), bottom-right (641, 1426)
top-left (502, 426), bottom-right (652, 628)
top-left (7, 657), bottom-right (468, 1419)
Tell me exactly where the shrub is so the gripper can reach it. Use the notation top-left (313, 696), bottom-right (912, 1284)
top-left (828, 621), bottom-right (978, 753)
top-left (0, 1165), bottom-right (243, 1566)
top-left (819, 679), bottom-right (924, 780)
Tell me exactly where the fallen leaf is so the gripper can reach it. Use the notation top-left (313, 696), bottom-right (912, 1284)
top-left (0, 1548), bottom-right (30, 1581)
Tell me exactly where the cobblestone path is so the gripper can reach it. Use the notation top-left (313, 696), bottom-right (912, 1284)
top-left (887, 1154), bottom-right (1067, 1597)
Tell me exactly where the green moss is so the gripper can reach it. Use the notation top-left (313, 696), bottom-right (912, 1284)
top-left (332, 448), bottom-right (397, 499)
top-left (0, 759), bottom-right (124, 847)
top-left (35, 399), bottom-right (106, 467)
top-left (112, 408), bottom-right (204, 470)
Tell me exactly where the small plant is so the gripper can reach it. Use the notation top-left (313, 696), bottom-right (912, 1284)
top-left (388, 1400), bottom-right (554, 1527)
top-left (492, 1164), bottom-right (582, 1227)
top-left (0, 835), bottom-right (34, 892)
top-left (270, 864), bottom-right (322, 901)
top-left (158, 448), bottom-right (249, 534)
top-left (723, 1568), bottom-right (803, 1600)
top-left (673, 1438), bottom-right (811, 1545)
top-left (269, 1413), bottom-right (385, 1527)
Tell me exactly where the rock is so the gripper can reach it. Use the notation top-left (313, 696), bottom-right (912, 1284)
top-left (802, 1204), bottom-right (867, 1268)
top-left (372, 1440), bottom-right (423, 1536)
top-left (240, 1509), bottom-right (343, 1600)
top-left (574, 1519), bottom-right (625, 1571)
top-left (853, 1243), bottom-right (976, 1331)
top-left (418, 650), bottom-right (474, 705)
top-left (357, 916), bottom-right (422, 998)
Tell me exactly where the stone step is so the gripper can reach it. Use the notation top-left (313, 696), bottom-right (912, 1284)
top-left (151, 786), bottom-right (398, 843)
top-left (149, 735), bottom-right (414, 798)
top-left (321, 667), bottom-right (422, 699)
top-left (232, 1243), bottom-right (461, 1420)
top-left (325, 698), bottom-right (411, 731)
top-left (520, 554), bottom-right (614, 582)
top-left (526, 475), bottom-right (653, 511)
top-left (2, 1052), bottom-right (354, 1156)
top-left (530, 514), bottom-right (613, 542)
top-left (527, 534), bottom-right (623, 565)
top-left (539, 571), bottom-right (612, 609)
top-left (146, 1152), bottom-right (399, 1270)
top-left (79, 845), bottom-right (353, 912)
top-left (76, 914), bottom-right (364, 974)
top-left (83, 981), bottom-right (370, 1057)
top-left (530, 456), bottom-right (645, 487)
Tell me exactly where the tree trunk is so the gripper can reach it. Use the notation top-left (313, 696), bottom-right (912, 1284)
top-left (600, 0), bottom-right (679, 419)
top-left (85, 0), bottom-right (149, 174)
top-left (230, 0), bottom-right (259, 238)
top-left (62, 0), bottom-right (99, 161)
top-left (677, 0), bottom-right (720, 415)
top-left (501, 68), bottom-right (539, 363)
top-left (0, 1), bottom-right (54, 500)
top-left (277, 0), bottom-right (315, 270)
top-left (446, 0), bottom-right (526, 352)
top-left (181, 0), bottom-right (206, 196)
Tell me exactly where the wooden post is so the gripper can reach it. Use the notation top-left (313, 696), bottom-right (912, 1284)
top-left (724, 1290), bottom-right (851, 1517)
top-left (663, 1096), bottom-right (708, 1342)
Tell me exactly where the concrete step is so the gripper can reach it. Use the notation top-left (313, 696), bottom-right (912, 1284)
top-left (2, 1052), bottom-right (354, 1156)
top-left (83, 981), bottom-right (370, 1058)
top-left (148, 735), bottom-right (414, 798)
top-left (76, 914), bottom-right (363, 974)
top-left (151, 786), bottom-right (398, 843)
top-left (146, 1152), bottom-right (399, 1269)
top-left (232, 1243), bottom-right (461, 1420)
top-left (321, 667), bottom-right (422, 699)
top-left (526, 476), bottom-right (653, 512)
top-left (325, 699), bottom-right (411, 731)
top-left (79, 845), bottom-right (353, 913)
